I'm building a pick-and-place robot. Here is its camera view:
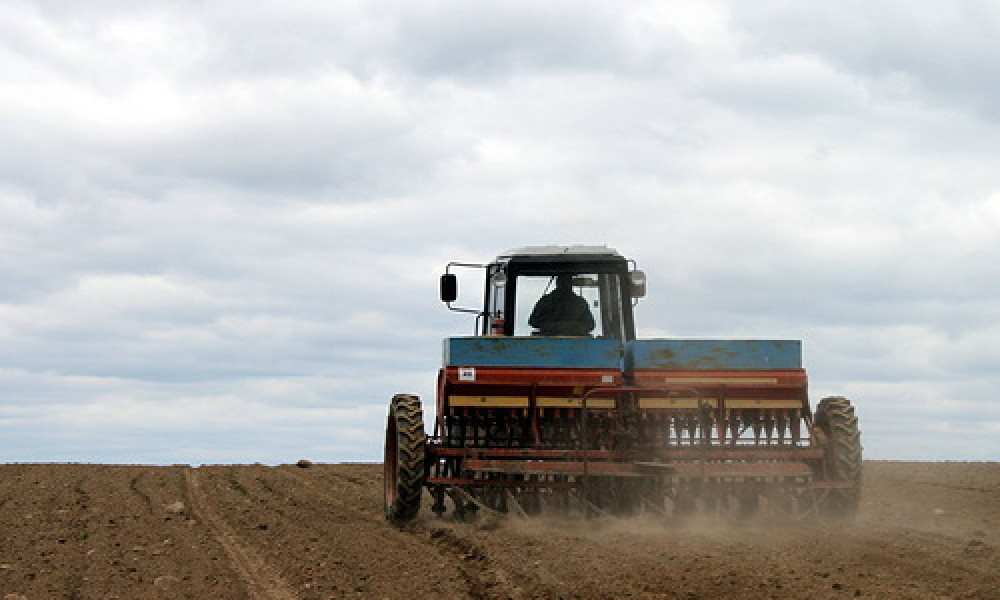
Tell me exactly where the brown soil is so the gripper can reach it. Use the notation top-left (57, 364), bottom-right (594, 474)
top-left (1, 461), bottom-right (996, 599)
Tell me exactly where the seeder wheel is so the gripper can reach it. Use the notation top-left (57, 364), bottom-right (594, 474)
top-left (384, 394), bottom-right (426, 524)
top-left (815, 396), bottom-right (862, 517)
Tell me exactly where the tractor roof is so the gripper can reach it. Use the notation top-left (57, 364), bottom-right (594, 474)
top-left (497, 245), bottom-right (624, 262)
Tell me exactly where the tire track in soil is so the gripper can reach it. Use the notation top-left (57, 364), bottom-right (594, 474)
top-left (224, 466), bottom-right (469, 598)
top-left (417, 523), bottom-right (525, 600)
top-left (61, 476), bottom-right (92, 600)
top-left (183, 468), bottom-right (299, 600)
top-left (128, 471), bottom-right (155, 514)
top-left (273, 467), bottom-right (523, 599)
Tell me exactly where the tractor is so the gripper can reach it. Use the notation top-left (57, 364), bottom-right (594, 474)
top-left (384, 245), bottom-right (861, 524)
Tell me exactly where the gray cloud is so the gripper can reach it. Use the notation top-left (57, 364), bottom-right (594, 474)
top-left (729, 0), bottom-right (1000, 118)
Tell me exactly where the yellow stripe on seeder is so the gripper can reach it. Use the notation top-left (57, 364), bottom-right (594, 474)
top-left (724, 398), bottom-right (803, 409)
top-left (449, 396), bottom-right (530, 408)
top-left (638, 397), bottom-right (719, 409)
top-left (536, 397), bottom-right (616, 409)
top-left (448, 396), bottom-right (618, 409)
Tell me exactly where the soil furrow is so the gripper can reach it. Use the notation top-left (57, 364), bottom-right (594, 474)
top-left (183, 468), bottom-right (298, 600)
top-left (231, 465), bottom-right (472, 599)
top-left (418, 523), bottom-right (525, 600)
top-left (128, 472), bottom-right (155, 514)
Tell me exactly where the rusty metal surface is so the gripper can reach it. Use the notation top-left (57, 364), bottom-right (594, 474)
top-left (426, 476), bottom-right (582, 488)
top-left (627, 339), bottom-right (802, 370)
top-left (428, 447), bottom-right (618, 459)
top-left (632, 368), bottom-right (807, 388)
top-left (444, 336), bottom-right (623, 368)
top-left (442, 365), bottom-right (623, 386)
top-left (437, 458), bottom-right (818, 483)
top-left (464, 459), bottom-right (642, 477)
top-left (666, 461), bottom-right (814, 478)
top-left (427, 445), bottom-right (822, 461)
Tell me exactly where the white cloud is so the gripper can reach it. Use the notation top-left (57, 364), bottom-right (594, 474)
top-left (0, 0), bottom-right (997, 462)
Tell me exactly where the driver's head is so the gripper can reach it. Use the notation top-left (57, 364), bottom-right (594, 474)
top-left (556, 274), bottom-right (573, 290)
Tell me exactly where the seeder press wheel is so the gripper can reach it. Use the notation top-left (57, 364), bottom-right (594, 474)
top-left (384, 394), bottom-right (426, 525)
top-left (815, 395), bottom-right (862, 517)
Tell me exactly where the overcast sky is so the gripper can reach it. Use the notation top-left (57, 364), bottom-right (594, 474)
top-left (2, 0), bottom-right (997, 464)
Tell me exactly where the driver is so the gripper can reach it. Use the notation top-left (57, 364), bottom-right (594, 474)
top-left (528, 274), bottom-right (595, 336)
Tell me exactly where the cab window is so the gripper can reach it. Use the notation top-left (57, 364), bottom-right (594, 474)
top-left (512, 273), bottom-right (623, 338)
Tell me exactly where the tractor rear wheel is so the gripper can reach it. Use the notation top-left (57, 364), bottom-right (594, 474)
top-left (815, 396), bottom-right (862, 517)
top-left (384, 394), bottom-right (426, 525)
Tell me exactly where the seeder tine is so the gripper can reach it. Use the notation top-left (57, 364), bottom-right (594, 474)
top-left (504, 490), bottom-right (529, 519)
top-left (449, 487), bottom-right (502, 521)
top-left (638, 493), bottom-right (668, 518)
top-left (568, 488), bottom-right (606, 519)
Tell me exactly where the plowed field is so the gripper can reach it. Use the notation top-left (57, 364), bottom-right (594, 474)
top-left (1, 461), bottom-right (996, 599)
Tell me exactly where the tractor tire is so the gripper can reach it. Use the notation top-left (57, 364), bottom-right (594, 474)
top-left (814, 396), bottom-right (862, 517)
top-left (384, 394), bottom-right (426, 525)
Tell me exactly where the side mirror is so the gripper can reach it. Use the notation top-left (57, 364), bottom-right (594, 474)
top-left (630, 270), bottom-right (646, 299)
top-left (440, 274), bottom-right (458, 303)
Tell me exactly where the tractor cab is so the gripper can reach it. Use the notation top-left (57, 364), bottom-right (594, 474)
top-left (440, 245), bottom-right (646, 340)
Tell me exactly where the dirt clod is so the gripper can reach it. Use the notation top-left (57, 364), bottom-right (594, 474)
top-left (153, 574), bottom-right (181, 587)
